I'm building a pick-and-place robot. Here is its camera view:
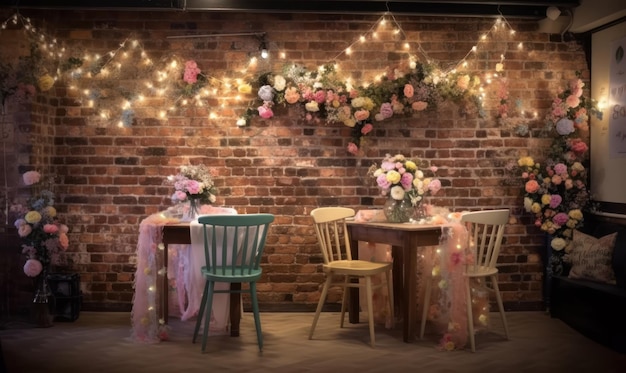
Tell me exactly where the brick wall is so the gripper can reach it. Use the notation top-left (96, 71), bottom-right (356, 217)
top-left (0, 9), bottom-right (590, 312)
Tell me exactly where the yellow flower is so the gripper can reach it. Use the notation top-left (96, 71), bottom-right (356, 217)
top-left (541, 194), bottom-right (551, 205)
top-left (531, 202), bottom-right (541, 214)
top-left (237, 83), bottom-right (252, 94)
top-left (517, 156), bottom-right (534, 167)
top-left (568, 209), bottom-right (583, 220)
top-left (38, 74), bottom-right (55, 92)
top-left (386, 170), bottom-right (401, 184)
top-left (332, 100), bottom-right (340, 108)
top-left (404, 160), bottom-right (417, 171)
top-left (25, 211), bottom-right (42, 224)
top-left (443, 341), bottom-right (455, 351)
top-left (44, 206), bottom-right (57, 217)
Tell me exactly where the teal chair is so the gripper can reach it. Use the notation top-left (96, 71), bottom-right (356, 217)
top-left (192, 214), bottom-right (274, 353)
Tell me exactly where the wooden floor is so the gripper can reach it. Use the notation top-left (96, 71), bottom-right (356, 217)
top-left (1, 311), bottom-right (625, 373)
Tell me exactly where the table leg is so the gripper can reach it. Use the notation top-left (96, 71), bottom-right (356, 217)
top-left (230, 283), bottom-right (241, 337)
top-left (349, 235), bottom-right (360, 324)
top-left (403, 242), bottom-right (418, 342)
top-left (391, 246), bottom-right (404, 323)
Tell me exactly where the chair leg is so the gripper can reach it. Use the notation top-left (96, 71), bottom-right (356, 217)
top-left (201, 281), bottom-right (215, 353)
top-left (491, 275), bottom-right (509, 340)
top-left (419, 274), bottom-right (432, 339)
top-left (339, 276), bottom-right (349, 328)
top-left (250, 282), bottom-right (263, 351)
top-left (385, 269), bottom-right (394, 328)
top-left (193, 279), bottom-right (209, 344)
top-left (365, 276), bottom-right (375, 347)
top-left (309, 275), bottom-right (332, 340)
top-left (466, 278), bottom-right (476, 352)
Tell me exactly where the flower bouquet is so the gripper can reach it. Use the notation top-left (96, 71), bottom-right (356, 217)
top-left (167, 164), bottom-right (217, 220)
top-left (369, 153), bottom-right (441, 223)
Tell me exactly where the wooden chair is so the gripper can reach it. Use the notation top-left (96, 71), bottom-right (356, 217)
top-left (419, 209), bottom-right (510, 352)
top-left (309, 207), bottom-right (394, 347)
top-left (192, 214), bottom-right (274, 353)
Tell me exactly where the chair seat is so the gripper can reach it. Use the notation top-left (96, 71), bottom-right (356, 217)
top-left (201, 267), bottom-right (262, 283)
top-left (324, 260), bottom-right (392, 276)
top-left (466, 265), bottom-right (498, 277)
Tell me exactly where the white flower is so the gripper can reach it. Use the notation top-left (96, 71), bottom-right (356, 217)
top-left (273, 75), bottom-right (286, 91)
top-left (305, 101), bottom-right (319, 112)
top-left (390, 185), bottom-right (405, 200)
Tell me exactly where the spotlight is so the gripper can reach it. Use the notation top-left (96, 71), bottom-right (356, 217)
top-left (260, 43), bottom-right (268, 59)
top-left (546, 6), bottom-right (561, 21)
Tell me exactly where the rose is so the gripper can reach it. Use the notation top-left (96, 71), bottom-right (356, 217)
top-left (305, 101), bottom-right (319, 112)
top-left (43, 224), bottom-right (59, 234)
top-left (565, 94), bottom-right (580, 108)
top-left (37, 74), bottom-right (55, 92)
top-left (258, 105), bottom-right (274, 119)
top-left (550, 237), bottom-right (567, 251)
top-left (186, 180), bottom-right (201, 195)
top-left (403, 84), bottom-right (414, 98)
top-left (24, 259), bottom-right (43, 277)
top-left (59, 233), bottom-right (69, 250)
top-left (524, 180), bottom-right (540, 193)
top-left (258, 85), bottom-right (274, 102)
top-left (25, 211), bottom-right (42, 224)
top-left (379, 103), bottom-right (393, 119)
top-left (354, 109), bottom-right (370, 122)
top-left (273, 75), bottom-right (286, 91)
top-left (23, 171), bottom-right (41, 186)
top-left (428, 179), bottom-right (442, 194)
top-left (284, 87), bottom-right (300, 104)
top-left (347, 142), bottom-right (359, 155)
top-left (183, 60), bottom-right (201, 84)
top-left (390, 185), bottom-right (406, 200)
top-left (18, 224), bottom-right (32, 237)
top-left (361, 123), bottom-right (373, 135)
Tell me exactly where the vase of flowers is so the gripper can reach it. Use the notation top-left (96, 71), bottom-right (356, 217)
top-left (12, 171), bottom-right (69, 327)
top-left (167, 164), bottom-right (218, 221)
top-left (369, 153), bottom-right (441, 223)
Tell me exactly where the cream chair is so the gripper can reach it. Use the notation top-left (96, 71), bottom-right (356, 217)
top-left (309, 207), bottom-right (394, 347)
top-left (419, 209), bottom-right (510, 352)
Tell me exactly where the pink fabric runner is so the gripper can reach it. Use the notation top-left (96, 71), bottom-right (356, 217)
top-left (130, 205), bottom-right (237, 343)
top-left (354, 207), bottom-right (489, 350)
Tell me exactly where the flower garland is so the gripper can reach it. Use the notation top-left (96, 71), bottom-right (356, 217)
top-left (243, 61), bottom-right (483, 154)
top-left (512, 76), bottom-right (597, 275)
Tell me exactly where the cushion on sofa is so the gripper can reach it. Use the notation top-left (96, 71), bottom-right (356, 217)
top-left (565, 229), bottom-right (617, 284)
top-left (592, 223), bottom-right (626, 288)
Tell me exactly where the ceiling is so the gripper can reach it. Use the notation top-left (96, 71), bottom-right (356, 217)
top-left (0, 0), bottom-right (582, 19)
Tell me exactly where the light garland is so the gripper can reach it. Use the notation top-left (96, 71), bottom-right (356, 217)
top-left (1, 10), bottom-right (525, 130)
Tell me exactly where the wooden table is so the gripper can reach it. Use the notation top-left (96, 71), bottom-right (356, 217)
top-left (161, 223), bottom-right (241, 337)
top-left (346, 220), bottom-right (443, 343)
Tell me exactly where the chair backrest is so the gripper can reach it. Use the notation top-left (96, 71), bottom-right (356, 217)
top-left (461, 209), bottom-right (509, 269)
top-left (198, 214), bottom-right (274, 276)
top-left (310, 207), bottom-right (356, 264)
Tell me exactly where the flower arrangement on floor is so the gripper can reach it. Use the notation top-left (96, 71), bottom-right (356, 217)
top-left (12, 171), bottom-right (69, 278)
top-left (368, 153), bottom-right (441, 223)
top-left (514, 76), bottom-right (596, 274)
top-left (242, 61), bottom-right (482, 154)
top-left (166, 164), bottom-right (217, 220)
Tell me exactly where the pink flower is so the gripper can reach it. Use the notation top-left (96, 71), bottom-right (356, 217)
top-left (23, 171), bottom-right (41, 186)
top-left (553, 212), bottom-right (569, 226)
top-left (258, 105), bottom-right (274, 119)
top-left (525, 180), bottom-right (540, 193)
top-left (361, 123), bottom-right (373, 135)
top-left (376, 174), bottom-right (391, 189)
top-left (43, 224), bottom-right (59, 234)
top-left (379, 103), bottom-right (393, 119)
top-left (183, 60), bottom-right (201, 84)
top-left (24, 259), bottom-right (43, 277)
top-left (428, 179), bottom-right (442, 194)
top-left (400, 172), bottom-right (414, 190)
top-left (551, 175), bottom-right (563, 185)
top-left (347, 142), bottom-right (359, 155)
top-left (59, 233), bottom-right (69, 250)
top-left (186, 180), bottom-right (201, 195)
top-left (565, 94), bottom-right (580, 108)
top-left (549, 195), bottom-right (562, 208)
top-left (570, 138), bottom-right (588, 155)
top-left (174, 190), bottom-right (187, 201)
top-left (403, 84), bottom-right (414, 98)
top-left (18, 224), bottom-right (32, 237)
top-left (313, 90), bottom-right (326, 104)
top-left (354, 109), bottom-right (370, 122)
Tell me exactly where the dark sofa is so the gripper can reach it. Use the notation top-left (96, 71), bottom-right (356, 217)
top-left (550, 213), bottom-right (626, 354)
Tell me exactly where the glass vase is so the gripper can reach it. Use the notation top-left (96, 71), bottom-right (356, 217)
top-left (383, 197), bottom-right (415, 223)
top-left (31, 270), bottom-right (56, 328)
top-left (182, 198), bottom-right (200, 221)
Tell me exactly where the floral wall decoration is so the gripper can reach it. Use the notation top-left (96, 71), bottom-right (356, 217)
top-left (509, 75), bottom-right (600, 275)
